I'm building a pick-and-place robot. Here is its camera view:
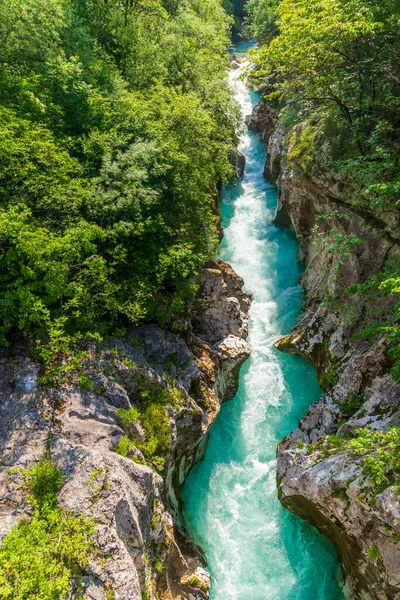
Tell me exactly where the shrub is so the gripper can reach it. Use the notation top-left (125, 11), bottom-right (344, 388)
top-left (0, 458), bottom-right (95, 600)
top-left (312, 427), bottom-right (400, 496)
top-left (116, 403), bottom-right (171, 473)
top-left (116, 407), bottom-right (141, 428)
top-left (114, 374), bottom-right (184, 473)
top-left (349, 258), bottom-right (400, 381)
top-left (348, 427), bottom-right (400, 494)
top-left (368, 545), bottom-right (380, 561)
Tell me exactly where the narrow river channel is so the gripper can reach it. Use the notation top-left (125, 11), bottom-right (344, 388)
top-left (181, 43), bottom-right (345, 600)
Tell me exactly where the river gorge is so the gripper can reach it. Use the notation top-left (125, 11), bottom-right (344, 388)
top-left (182, 43), bottom-right (345, 600)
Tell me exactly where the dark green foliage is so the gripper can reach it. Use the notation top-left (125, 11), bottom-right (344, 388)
top-left (230, 0), bottom-right (247, 18)
top-left (319, 358), bottom-right (340, 391)
top-left (348, 258), bottom-right (400, 381)
top-left (0, 0), bottom-right (238, 350)
top-left (338, 392), bottom-right (365, 420)
top-left (248, 0), bottom-right (400, 211)
top-left (0, 458), bottom-right (95, 599)
top-left (245, 0), bottom-right (279, 43)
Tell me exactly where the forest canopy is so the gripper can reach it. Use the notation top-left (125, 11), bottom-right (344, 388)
top-left (0, 0), bottom-right (239, 347)
top-left (246, 0), bottom-right (400, 211)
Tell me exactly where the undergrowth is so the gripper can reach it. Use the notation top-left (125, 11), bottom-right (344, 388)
top-left (115, 372), bottom-right (184, 473)
top-left (338, 391), bottom-right (365, 419)
top-left (310, 427), bottom-right (400, 496)
top-left (0, 457), bottom-right (95, 599)
top-left (348, 258), bottom-right (400, 381)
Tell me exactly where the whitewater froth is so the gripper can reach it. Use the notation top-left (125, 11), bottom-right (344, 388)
top-left (182, 43), bottom-right (344, 600)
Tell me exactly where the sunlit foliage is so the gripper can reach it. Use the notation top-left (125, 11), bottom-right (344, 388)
top-left (246, 0), bottom-right (400, 377)
top-left (0, 0), bottom-right (239, 348)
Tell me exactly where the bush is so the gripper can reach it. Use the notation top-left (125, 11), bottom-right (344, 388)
top-left (349, 258), bottom-right (400, 381)
top-left (115, 379), bottom-right (177, 473)
top-left (0, 458), bottom-right (95, 600)
top-left (313, 427), bottom-right (400, 496)
top-left (338, 391), bottom-right (365, 419)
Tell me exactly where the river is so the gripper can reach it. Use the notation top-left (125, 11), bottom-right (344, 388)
top-left (181, 43), bottom-right (345, 600)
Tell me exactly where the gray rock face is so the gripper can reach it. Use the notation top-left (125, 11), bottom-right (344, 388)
top-left (245, 99), bottom-right (279, 143)
top-left (0, 260), bottom-right (251, 600)
top-left (249, 106), bottom-right (400, 598)
top-left (192, 259), bottom-right (251, 345)
top-left (264, 124), bottom-right (285, 184)
top-left (214, 335), bottom-right (251, 402)
top-left (230, 148), bottom-right (246, 177)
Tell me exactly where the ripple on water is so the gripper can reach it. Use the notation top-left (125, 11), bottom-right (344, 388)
top-left (182, 42), bottom-right (345, 600)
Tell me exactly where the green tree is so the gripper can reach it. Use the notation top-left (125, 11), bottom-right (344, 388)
top-left (245, 0), bottom-right (279, 43)
top-left (0, 0), bottom-right (238, 348)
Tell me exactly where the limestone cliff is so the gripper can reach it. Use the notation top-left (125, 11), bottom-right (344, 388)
top-left (249, 99), bottom-right (400, 599)
top-left (0, 260), bottom-right (251, 600)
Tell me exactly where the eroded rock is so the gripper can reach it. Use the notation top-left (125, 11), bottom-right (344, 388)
top-left (249, 101), bottom-right (400, 598)
top-left (0, 260), bottom-right (251, 600)
top-left (264, 123), bottom-right (285, 184)
top-left (230, 148), bottom-right (246, 177)
top-left (245, 98), bottom-right (279, 143)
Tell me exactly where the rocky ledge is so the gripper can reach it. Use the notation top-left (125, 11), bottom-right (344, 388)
top-left (0, 260), bottom-right (251, 600)
top-left (248, 98), bottom-right (400, 598)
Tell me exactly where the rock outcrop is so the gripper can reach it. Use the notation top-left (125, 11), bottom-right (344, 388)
top-left (191, 259), bottom-right (251, 404)
top-left (248, 99), bottom-right (400, 598)
top-left (229, 148), bottom-right (246, 178)
top-left (0, 260), bottom-right (251, 600)
top-left (245, 98), bottom-right (278, 143)
top-left (263, 123), bottom-right (285, 185)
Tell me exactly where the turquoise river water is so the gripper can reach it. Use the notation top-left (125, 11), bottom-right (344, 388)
top-left (181, 44), bottom-right (345, 600)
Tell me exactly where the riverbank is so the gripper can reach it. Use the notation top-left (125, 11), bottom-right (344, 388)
top-left (248, 90), bottom-right (400, 599)
top-left (0, 259), bottom-right (251, 600)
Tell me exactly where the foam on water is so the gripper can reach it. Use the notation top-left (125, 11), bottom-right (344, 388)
top-left (181, 42), bottom-right (345, 600)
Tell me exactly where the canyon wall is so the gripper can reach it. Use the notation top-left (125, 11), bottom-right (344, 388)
top-left (0, 260), bottom-right (251, 600)
top-left (251, 99), bottom-right (400, 599)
